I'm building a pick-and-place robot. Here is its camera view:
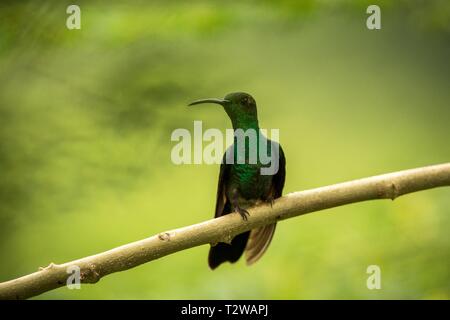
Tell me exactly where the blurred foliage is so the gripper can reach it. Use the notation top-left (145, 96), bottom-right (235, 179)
top-left (0, 1), bottom-right (449, 299)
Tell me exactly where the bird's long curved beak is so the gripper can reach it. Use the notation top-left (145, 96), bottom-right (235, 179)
top-left (188, 98), bottom-right (229, 106)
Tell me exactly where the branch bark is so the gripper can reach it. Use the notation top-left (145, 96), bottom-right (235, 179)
top-left (0, 163), bottom-right (449, 299)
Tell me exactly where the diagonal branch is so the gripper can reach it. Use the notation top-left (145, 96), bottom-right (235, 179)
top-left (0, 163), bottom-right (449, 299)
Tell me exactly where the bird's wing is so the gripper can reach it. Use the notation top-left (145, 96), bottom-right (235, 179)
top-left (270, 143), bottom-right (286, 198)
top-left (214, 146), bottom-right (232, 218)
top-left (209, 145), bottom-right (251, 269)
top-left (245, 143), bottom-right (286, 265)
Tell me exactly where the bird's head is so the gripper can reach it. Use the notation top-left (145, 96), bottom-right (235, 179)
top-left (188, 92), bottom-right (258, 129)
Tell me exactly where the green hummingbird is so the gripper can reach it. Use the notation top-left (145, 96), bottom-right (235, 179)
top-left (189, 92), bottom-right (286, 269)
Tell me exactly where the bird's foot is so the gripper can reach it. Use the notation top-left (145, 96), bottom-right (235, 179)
top-left (266, 196), bottom-right (275, 208)
top-left (235, 206), bottom-right (250, 221)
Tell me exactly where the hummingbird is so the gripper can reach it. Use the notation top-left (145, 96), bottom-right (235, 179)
top-left (189, 92), bottom-right (286, 269)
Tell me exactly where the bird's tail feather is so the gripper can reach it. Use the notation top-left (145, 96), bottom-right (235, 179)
top-left (208, 231), bottom-right (250, 269)
top-left (245, 223), bottom-right (276, 265)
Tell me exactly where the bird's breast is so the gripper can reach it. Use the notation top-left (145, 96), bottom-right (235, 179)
top-left (229, 163), bottom-right (272, 200)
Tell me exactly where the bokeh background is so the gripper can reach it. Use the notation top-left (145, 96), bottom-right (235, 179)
top-left (0, 0), bottom-right (449, 299)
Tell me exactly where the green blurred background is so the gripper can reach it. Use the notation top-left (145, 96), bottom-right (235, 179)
top-left (0, 0), bottom-right (449, 299)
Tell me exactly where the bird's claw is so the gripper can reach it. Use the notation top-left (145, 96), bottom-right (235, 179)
top-left (266, 197), bottom-right (275, 208)
top-left (235, 206), bottom-right (250, 221)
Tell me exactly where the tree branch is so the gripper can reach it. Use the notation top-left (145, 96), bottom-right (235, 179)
top-left (0, 163), bottom-right (449, 299)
